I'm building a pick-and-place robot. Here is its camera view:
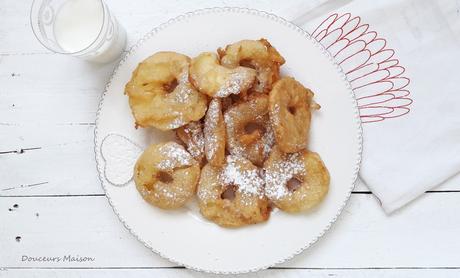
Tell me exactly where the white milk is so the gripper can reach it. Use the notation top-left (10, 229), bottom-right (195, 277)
top-left (54, 0), bottom-right (126, 63)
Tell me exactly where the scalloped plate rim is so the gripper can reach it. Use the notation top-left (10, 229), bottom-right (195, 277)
top-left (94, 7), bottom-right (363, 274)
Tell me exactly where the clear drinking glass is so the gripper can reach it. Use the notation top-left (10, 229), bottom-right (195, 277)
top-left (30, 0), bottom-right (127, 63)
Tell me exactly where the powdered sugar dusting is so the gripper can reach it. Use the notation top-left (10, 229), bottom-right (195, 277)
top-left (204, 99), bottom-right (222, 161)
top-left (215, 68), bottom-right (255, 97)
top-left (257, 114), bottom-right (275, 158)
top-left (165, 117), bottom-right (186, 130)
top-left (223, 109), bottom-right (244, 156)
top-left (264, 152), bottom-right (305, 200)
top-left (174, 70), bottom-right (194, 103)
top-left (197, 176), bottom-right (218, 202)
top-left (179, 122), bottom-right (204, 160)
top-left (270, 104), bottom-right (281, 126)
top-left (157, 142), bottom-right (194, 170)
top-left (139, 176), bottom-right (191, 207)
top-left (163, 70), bottom-right (198, 129)
top-left (220, 156), bottom-right (264, 200)
top-left (152, 183), bottom-right (187, 202)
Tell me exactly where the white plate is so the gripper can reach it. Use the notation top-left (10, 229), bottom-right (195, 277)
top-left (95, 7), bottom-right (362, 274)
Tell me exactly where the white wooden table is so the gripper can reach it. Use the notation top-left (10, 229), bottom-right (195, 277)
top-left (1, 0), bottom-right (459, 277)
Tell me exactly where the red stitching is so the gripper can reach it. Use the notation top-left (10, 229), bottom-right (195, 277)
top-left (322, 28), bottom-right (344, 48)
top-left (351, 69), bottom-right (391, 90)
top-left (326, 38), bottom-right (350, 55)
top-left (346, 61), bottom-right (378, 76)
top-left (386, 65), bottom-right (405, 77)
top-left (388, 77), bottom-right (410, 90)
top-left (313, 13), bottom-right (413, 123)
top-left (388, 89), bottom-right (410, 98)
top-left (355, 80), bottom-right (395, 99)
top-left (340, 16), bottom-right (361, 39)
top-left (358, 95), bottom-right (413, 108)
top-left (344, 24), bottom-right (369, 41)
top-left (315, 29), bottom-right (328, 41)
top-left (379, 59), bottom-right (399, 69)
top-left (367, 38), bottom-right (386, 54)
top-left (357, 93), bottom-right (395, 107)
top-left (359, 31), bottom-right (378, 43)
top-left (312, 13), bottom-right (338, 37)
top-left (360, 106), bottom-right (396, 117)
top-left (336, 39), bottom-right (367, 61)
top-left (361, 116), bottom-right (385, 123)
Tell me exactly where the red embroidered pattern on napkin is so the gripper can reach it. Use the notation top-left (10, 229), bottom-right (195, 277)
top-left (312, 13), bottom-right (413, 123)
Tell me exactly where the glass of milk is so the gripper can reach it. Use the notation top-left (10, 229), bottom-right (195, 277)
top-left (30, 0), bottom-right (127, 63)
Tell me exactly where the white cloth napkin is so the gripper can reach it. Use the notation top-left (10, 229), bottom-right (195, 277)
top-left (293, 0), bottom-right (460, 213)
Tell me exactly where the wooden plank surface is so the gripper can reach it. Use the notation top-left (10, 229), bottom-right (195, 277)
top-left (0, 0), bottom-right (323, 54)
top-left (1, 51), bottom-right (459, 195)
top-left (2, 123), bottom-right (459, 196)
top-left (1, 0), bottom-right (459, 195)
top-left (1, 268), bottom-right (460, 278)
top-left (2, 0), bottom-right (460, 277)
top-left (2, 193), bottom-right (460, 269)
